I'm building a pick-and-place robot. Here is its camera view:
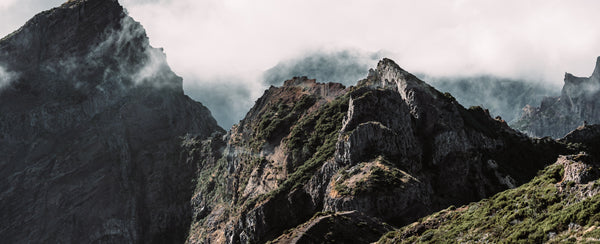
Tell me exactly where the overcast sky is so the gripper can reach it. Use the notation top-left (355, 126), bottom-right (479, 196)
top-left (2, 0), bottom-right (600, 126)
top-left (3, 0), bottom-right (600, 82)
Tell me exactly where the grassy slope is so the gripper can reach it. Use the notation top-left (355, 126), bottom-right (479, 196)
top-left (379, 159), bottom-right (600, 243)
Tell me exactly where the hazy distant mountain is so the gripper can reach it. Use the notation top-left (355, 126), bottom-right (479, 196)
top-left (424, 75), bottom-right (559, 123)
top-left (262, 50), bottom-right (382, 86)
top-left (262, 51), bottom-right (560, 125)
top-left (515, 57), bottom-right (600, 138)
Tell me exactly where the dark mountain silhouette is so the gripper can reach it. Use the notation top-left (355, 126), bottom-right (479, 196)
top-left (0, 0), bottom-right (222, 242)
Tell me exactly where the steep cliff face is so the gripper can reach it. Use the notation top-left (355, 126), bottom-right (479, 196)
top-left (515, 57), bottom-right (600, 138)
top-left (186, 58), bottom-right (571, 243)
top-left (0, 0), bottom-right (222, 243)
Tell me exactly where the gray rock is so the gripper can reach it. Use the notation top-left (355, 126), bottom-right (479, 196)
top-left (186, 58), bottom-right (570, 243)
top-left (515, 57), bottom-right (600, 138)
top-left (0, 0), bottom-right (222, 243)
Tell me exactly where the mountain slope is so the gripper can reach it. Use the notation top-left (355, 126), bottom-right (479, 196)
top-left (380, 144), bottom-right (600, 243)
top-left (0, 0), bottom-right (223, 243)
top-left (185, 59), bottom-right (572, 243)
top-left (515, 57), bottom-right (600, 138)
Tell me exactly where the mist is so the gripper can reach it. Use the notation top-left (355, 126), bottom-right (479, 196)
top-left (2, 0), bottom-right (600, 128)
top-left (423, 75), bottom-right (560, 123)
top-left (3, 0), bottom-right (600, 83)
top-left (95, 16), bottom-right (180, 89)
top-left (184, 49), bottom-right (383, 128)
top-left (263, 49), bottom-right (384, 86)
top-left (261, 50), bottom-right (562, 124)
top-left (116, 0), bottom-right (600, 85)
top-left (184, 77), bottom-right (259, 129)
top-left (0, 65), bottom-right (17, 90)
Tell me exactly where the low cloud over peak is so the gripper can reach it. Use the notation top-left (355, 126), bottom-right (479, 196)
top-left (2, 0), bottom-right (600, 127)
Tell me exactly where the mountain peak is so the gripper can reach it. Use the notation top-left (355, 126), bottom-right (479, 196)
top-left (0, 0), bottom-right (183, 92)
top-left (1, 0), bottom-right (126, 64)
top-left (0, 0), bottom-right (223, 242)
top-left (377, 58), bottom-right (409, 74)
top-left (62, 0), bottom-right (119, 6)
top-left (517, 56), bottom-right (600, 138)
top-left (592, 56), bottom-right (600, 79)
top-left (358, 58), bottom-right (427, 92)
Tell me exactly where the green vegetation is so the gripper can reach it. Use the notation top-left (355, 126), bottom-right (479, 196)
top-left (334, 156), bottom-right (412, 196)
top-left (236, 156), bottom-right (270, 199)
top-left (442, 92), bottom-right (457, 103)
top-left (253, 94), bottom-right (317, 149)
top-left (379, 163), bottom-right (600, 243)
top-left (194, 156), bottom-right (233, 206)
top-left (367, 162), bottom-right (408, 191)
top-left (242, 93), bottom-right (350, 211)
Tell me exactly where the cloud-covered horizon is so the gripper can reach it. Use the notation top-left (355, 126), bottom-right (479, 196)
top-left (121, 0), bottom-right (600, 83)
top-left (3, 0), bottom-right (600, 82)
top-left (2, 0), bottom-right (600, 128)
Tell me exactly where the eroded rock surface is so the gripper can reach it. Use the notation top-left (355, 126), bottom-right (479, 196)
top-left (185, 58), bottom-right (571, 243)
top-left (0, 0), bottom-right (222, 243)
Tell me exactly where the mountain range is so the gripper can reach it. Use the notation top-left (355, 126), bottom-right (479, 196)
top-left (1, 0), bottom-right (599, 243)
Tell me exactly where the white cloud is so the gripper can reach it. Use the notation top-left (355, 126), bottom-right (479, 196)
top-left (0, 0), bottom-right (600, 83)
top-left (0, 0), bottom-right (18, 10)
top-left (0, 65), bottom-right (17, 89)
top-left (2, 0), bottom-right (600, 84)
top-left (115, 0), bottom-right (600, 86)
top-left (2, 0), bottom-right (600, 126)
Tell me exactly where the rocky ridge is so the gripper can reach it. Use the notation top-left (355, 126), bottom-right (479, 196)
top-left (0, 0), bottom-right (222, 243)
top-left (379, 123), bottom-right (600, 243)
top-left (185, 58), bottom-right (572, 243)
top-left (515, 57), bottom-right (600, 138)
top-left (2, 0), bottom-right (597, 243)
top-left (380, 152), bottom-right (600, 243)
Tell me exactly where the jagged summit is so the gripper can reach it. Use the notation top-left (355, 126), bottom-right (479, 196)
top-left (60, 0), bottom-right (120, 10)
top-left (360, 58), bottom-right (440, 101)
top-left (64, 0), bottom-right (117, 4)
top-left (516, 56), bottom-right (600, 138)
top-left (360, 58), bottom-right (424, 89)
top-left (0, 0), bottom-right (182, 93)
top-left (185, 57), bottom-right (569, 243)
top-left (564, 56), bottom-right (600, 85)
top-left (592, 56), bottom-right (600, 79)
top-left (2, 0), bottom-right (125, 56)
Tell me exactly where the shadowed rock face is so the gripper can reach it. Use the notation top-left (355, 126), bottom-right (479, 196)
top-left (0, 0), bottom-right (222, 243)
top-left (515, 57), bottom-right (600, 138)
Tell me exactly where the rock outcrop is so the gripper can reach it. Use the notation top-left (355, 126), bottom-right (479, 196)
top-left (185, 58), bottom-right (572, 243)
top-left (0, 0), bottom-right (222, 243)
top-left (515, 57), bottom-right (600, 138)
top-left (271, 210), bottom-right (393, 243)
